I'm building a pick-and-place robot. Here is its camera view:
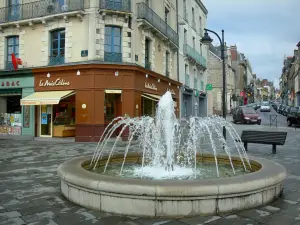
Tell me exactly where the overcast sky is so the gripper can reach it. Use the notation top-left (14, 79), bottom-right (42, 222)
top-left (202, 0), bottom-right (299, 87)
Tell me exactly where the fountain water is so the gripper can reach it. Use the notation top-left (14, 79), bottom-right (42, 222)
top-left (57, 91), bottom-right (286, 217)
top-left (90, 91), bottom-right (251, 180)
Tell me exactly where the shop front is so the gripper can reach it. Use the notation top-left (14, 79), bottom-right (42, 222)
top-left (181, 86), bottom-right (193, 118)
top-left (0, 70), bottom-right (35, 138)
top-left (26, 64), bottom-right (181, 142)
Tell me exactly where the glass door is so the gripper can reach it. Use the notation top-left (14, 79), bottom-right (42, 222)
top-left (40, 105), bottom-right (52, 137)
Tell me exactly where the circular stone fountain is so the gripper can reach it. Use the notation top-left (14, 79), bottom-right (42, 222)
top-left (57, 92), bottom-right (286, 217)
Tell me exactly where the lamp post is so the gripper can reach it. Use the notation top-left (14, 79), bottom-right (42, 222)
top-left (201, 29), bottom-right (226, 140)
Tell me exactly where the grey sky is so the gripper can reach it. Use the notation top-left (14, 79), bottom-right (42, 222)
top-left (202, 0), bottom-right (299, 87)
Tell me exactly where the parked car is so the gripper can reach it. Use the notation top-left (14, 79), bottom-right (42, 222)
top-left (260, 102), bottom-right (271, 112)
top-left (287, 107), bottom-right (300, 126)
top-left (283, 106), bottom-right (291, 116)
top-left (233, 106), bottom-right (261, 125)
top-left (278, 104), bottom-right (284, 114)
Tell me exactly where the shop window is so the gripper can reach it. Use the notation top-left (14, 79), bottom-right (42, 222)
top-left (6, 36), bottom-right (19, 70)
top-left (49, 29), bottom-right (65, 65)
top-left (104, 26), bottom-right (122, 62)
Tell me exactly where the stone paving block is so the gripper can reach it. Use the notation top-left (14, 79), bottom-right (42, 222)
top-left (0, 217), bottom-right (26, 225)
top-left (134, 218), bottom-right (171, 225)
top-left (237, 208), bottom-right (271, 221)
top-left (0, 211), bottom-right (22, 220)
top-left (179, 215), bottom-right (221, 224)
top-left (27, 219), bottom-right (58, 225)
top-left (207, 214), bottom-right (261, 225)
top-left (258, 212), bottom-right (298, 225)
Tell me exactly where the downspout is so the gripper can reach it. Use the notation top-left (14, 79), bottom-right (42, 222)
top-left (176, 0), bottom-right (179, 82)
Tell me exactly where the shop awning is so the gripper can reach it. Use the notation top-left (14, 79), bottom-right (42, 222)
top-left (20, 90), bottom-right (75, 105)
top-left (105, 90), bottom-right (122, 94)
top-left (142, 93), bottom-right (161, 102)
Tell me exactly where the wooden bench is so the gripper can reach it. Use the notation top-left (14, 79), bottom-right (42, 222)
top-left (239, 130), bottom-right (287, 154)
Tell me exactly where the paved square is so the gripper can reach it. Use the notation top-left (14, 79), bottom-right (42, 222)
top-left (1, 124), bottom-right (300, 225)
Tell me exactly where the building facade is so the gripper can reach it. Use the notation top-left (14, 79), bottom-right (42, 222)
top-left (177, 0), bottom-right (208, 118)
top-left (0, 0), bottom-right (180, 141)
top-left (207, 45), bottom-right (235, 115)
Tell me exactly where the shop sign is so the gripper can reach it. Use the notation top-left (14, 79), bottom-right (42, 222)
top-left (1, 81), bottom-right (20, 87)
top-left (145, 82), bottom-right (157, 91)
top-left (39, 78), bottom-right (70, 87)
top-left (167, 88), bottom-right (175, 95)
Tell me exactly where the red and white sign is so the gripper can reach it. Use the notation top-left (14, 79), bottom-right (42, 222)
top-left (1, 81), bottom-right (20, 87)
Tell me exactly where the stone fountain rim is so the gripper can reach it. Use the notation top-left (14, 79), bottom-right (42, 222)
top-left (57, 154), bottom-right (286, 197)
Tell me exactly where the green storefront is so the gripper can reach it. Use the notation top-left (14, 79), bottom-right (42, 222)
top-left (0, 69), bottom-right (35, 138)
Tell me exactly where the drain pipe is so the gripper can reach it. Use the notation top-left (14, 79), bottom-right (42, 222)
top-left (176, 0), bottom-right (179, 82)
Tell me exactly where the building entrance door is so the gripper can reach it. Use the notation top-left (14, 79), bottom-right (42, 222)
top-left (40, 105), bottom-right (52, 137)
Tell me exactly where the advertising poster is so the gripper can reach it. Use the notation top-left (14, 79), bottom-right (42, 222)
top-left (41, 113), bottom-right (48, 125)
top-left (23, 106), bottom-right (30, 128)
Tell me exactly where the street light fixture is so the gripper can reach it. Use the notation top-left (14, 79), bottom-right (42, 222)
top-left (201, 29), bottom-right (226, 140)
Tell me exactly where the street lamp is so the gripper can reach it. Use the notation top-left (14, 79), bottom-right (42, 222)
top-left (201, 29), bottom-right (226, 140)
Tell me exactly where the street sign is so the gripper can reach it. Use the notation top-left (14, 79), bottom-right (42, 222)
top-left (206, 84), bottom-right (213, 91)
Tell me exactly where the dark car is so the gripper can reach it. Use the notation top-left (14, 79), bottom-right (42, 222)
top-left (233, 107), bottom-right (261, 125)
top-left (271, 103), bottom-right (278, 112)
top-left (283, 106), bottom-right (291, 116)
top-left (279, 105), bottom-right (287, 115)
top-left (278, 104), bottom-right (284, 114)
top-left (287, 107), bottom-right (300, 126)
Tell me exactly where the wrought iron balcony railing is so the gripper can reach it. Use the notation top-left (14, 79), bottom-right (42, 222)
top-left (49, 55), bottom-right (65, 66)
top-left (137, 3), bottom-right (179, 47)
top-left (99, 0), bottom-right (131, 12)
top-left (5, 61), bottom-right (15, 70)
top-left (185, 74), bottom-right (190, 87)
top-left (0, 0), bottom-right (84, 24)
top-left (104, 52), bottom-right (122, 62)
top-left (145, 61), bottom-right (151, 70)
top-left (183, 43), bottom-right (206, 68)
top-left (194, 78), bottom-right (198, 89)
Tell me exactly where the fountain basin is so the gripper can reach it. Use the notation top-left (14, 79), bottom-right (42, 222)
top-left (57, 154), bottom-right (286, 217)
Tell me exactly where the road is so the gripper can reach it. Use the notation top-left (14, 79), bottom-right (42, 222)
top-left (258, 107), bottom-right (288, 127)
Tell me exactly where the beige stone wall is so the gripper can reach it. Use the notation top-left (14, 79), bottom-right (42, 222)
top-left (0, 0), bottom-right (178, 80)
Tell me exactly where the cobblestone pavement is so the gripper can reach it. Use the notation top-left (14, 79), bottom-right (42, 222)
top-left (1, 124), bottom-right (300, 225)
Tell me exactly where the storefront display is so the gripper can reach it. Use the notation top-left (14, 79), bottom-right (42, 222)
top-left (25, 64), bottom-right (180, 142)
top-left (0, 70), bottom-right (34, 137)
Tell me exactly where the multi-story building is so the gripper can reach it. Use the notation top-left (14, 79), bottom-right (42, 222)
top-left (0, 0), bottom-right (181, 141)
top-left (177, 0), bottom-right (208, 118)
top-left (207, 45), bottom-right (235, 115)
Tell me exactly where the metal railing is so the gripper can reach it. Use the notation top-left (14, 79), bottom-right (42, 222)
top-left (145, 61), bottom-right (151, 70)
top-left (137, 3), bottom-right (179, 46)
top-left (0, 0), bottom-right (84, 24)
top-left (183, 43), bottom-right (206, 68)
top-left (99, 0), bottom-right (131, 12)
top-left (185, 74), bottom-right (190, 87)
top-left (104, 52), bottom-right (122, 62)
top-left (49, 55), bottom-right (65, 66)
top-left (5, 61), bottom-right (15, 70)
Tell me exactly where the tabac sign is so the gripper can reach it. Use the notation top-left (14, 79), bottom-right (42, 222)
top-left (39, 78), bottom-right (70, 87)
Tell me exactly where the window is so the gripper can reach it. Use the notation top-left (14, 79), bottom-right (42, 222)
top-left (104, 26), bottom-right (122, 62)
top-left (145, 38), bottom-right (151, 69)
top-left (201, 81), bottom-right (204, 91)
top-left (184, 29), bottom-right (187, 44)
top-left (7, 0), bottom-right (20, 21)
top-left (6, 36), bottom-right (19, 70)
top-left (185, 64), bottom-right (188, 74)
top-left (145, 0), bottom-right (150, 7)
top-left (183, 0), bottom-right (187, 20)
top-left (166, 51), bottom-right (170, 77)
top-left (165, 8), bottom-right (169, 24)
top-left (50, 29), bottom-right (65, 65)
top-left (200, 43), bottom-right (202, 55)
top-left (192, 7), bottom-right (195, 28)
top-left (199, 16), bottom-right (202, 31)
top-left (194, 69), bottom-right (197, 89)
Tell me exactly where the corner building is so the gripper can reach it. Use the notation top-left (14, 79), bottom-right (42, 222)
top-left (0, 0), bottom-right (180, 141)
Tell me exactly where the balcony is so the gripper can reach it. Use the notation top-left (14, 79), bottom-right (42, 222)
top-left (185, 74), bottom-right (190, 87)
top-left (183, 43), bottom-right (206, 69)
top-left (49, 55), bottom-right (65, 66)
top-left (0, 0), bottom-right (84, 27)
top-left (137, 3), bottom-right (179, 48)
top-left (99, 0), bottom-right (131, 13)
top-left (104, 52), bottom-right (122, 63)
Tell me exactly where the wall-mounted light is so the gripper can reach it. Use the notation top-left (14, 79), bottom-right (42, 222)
top-left (77, 70), bottom-right (80, 76)
top-left (82, 104), bottom-right (87, 109)
top-left (136, 104), bottom-right (139, 109)
top-left (177, 86), bottom-right (179, 89)
top-left (169, 83), bottom-right (171, 86)
top-left (47, 73), bottom-right (50, 78)
top-left (145, 74), bottom-right (148, 78)
top-left (115, 71), bottom-right (119, 76)
top-left (158, 79), bottom-right (160, 82)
